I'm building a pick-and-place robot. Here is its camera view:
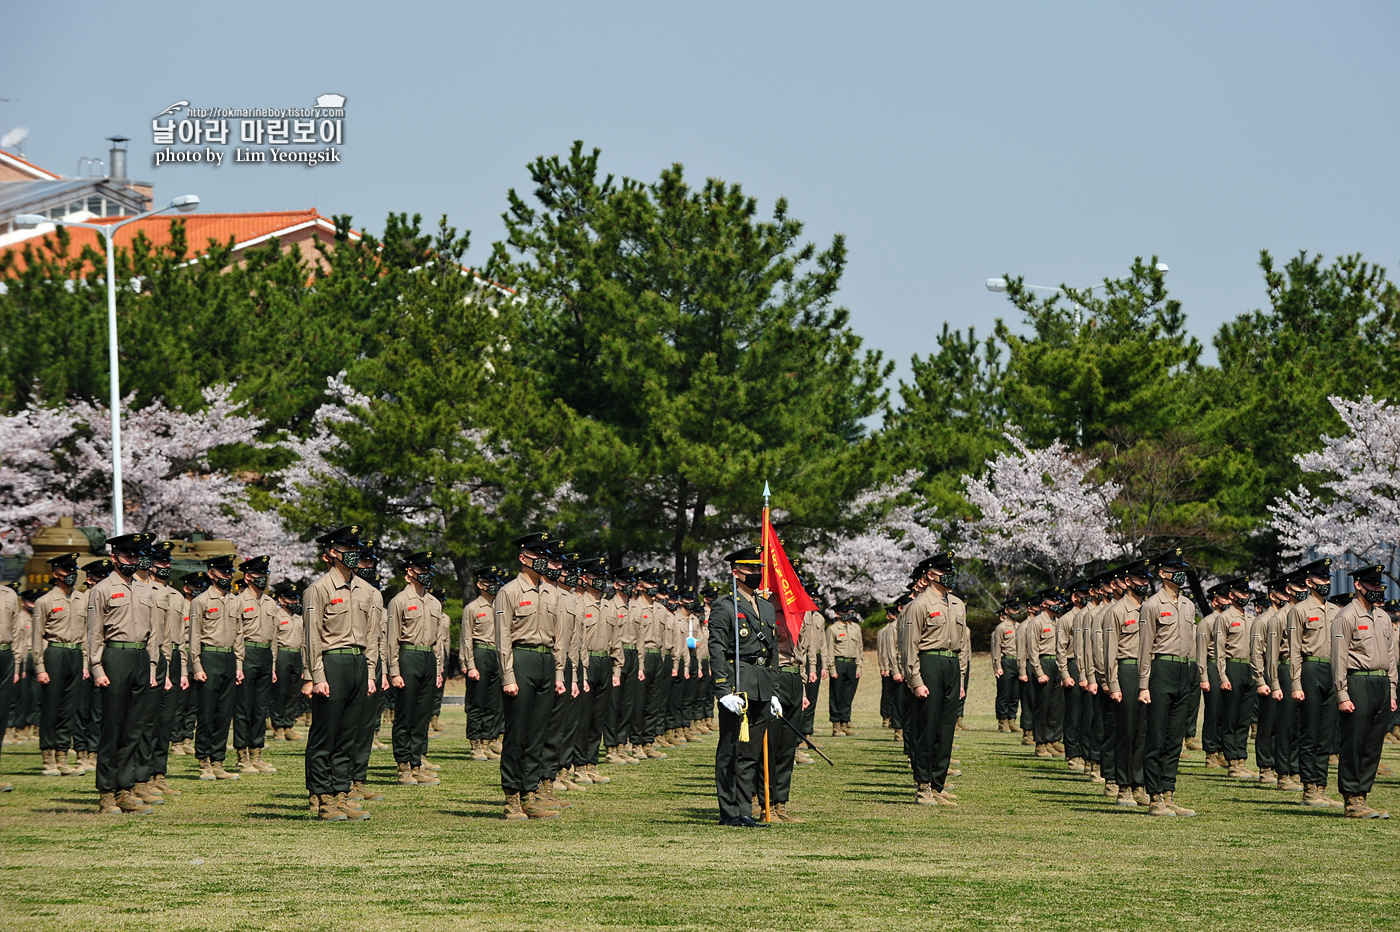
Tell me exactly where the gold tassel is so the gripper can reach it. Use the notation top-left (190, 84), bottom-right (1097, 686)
top-left (738, 692), bottom-right (750, 743)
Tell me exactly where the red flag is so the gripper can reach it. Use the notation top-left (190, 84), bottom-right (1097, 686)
top-left (762, 508), bottom-right (817, 649)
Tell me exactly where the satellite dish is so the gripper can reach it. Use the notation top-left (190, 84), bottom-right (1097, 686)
top-left (1, 126), bottom-right (29, 149)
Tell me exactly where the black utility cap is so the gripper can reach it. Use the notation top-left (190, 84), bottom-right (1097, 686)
top-left (401, 550), bottom-right (436, 571)
top-left (1154, 548), bottom-right (1189, 568)
top-left (1120, 559), bottom-right (1153, 579)
top-left (271, 579), bottom-right (304, 597)
top-left (1207, 582), bottom-right (1229, 599)
top-left (1000, 598), bottom-right (1023, 612)
top-left (513, 531), bottom-right (562, 555)
top-left (152, 540), bottom-right (177, 559)
top-left (205, 554), bottom-right (235, 573)
top-left (1071, 579), bottom-right (1092, 593)
top-left (239, 555), bottom-right (271, 574)
top-left (20, 584), bottom-right (52, 601)
top-left (84, 557), bottom-right (114, 579)
top-left (724, 545), bottom-right (763, 566)
top-left (315, 525), bottom-right (363, 547)
top-left (472, 563), bottom-right (505, 580)
top-left (575, 556), bottom-right (607, 574)
top-left (1329, 593), bottom-right (1354, 607)
top-left (358, 538), bottom-right (381, 562)
top-left (636, 567), bottom-right (665, 584)
top-left (1297, 557), bottom-right (1332, 578)
top-left (833, 596), bottom-right (858, 613)
top-left (1223, 575), bottom-right (1250, 593)
top-left (108, 532), bottom-right (155, 554)
top-left (48, 552), bottom-right (80, 571)
top-left (181, 570), bottom-right (209, 590)
top-left (1348, 563), bottom-right (1385, 586)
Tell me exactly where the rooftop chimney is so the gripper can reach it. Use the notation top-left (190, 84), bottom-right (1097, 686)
top-left (107, 136), bottom-right (129, 181)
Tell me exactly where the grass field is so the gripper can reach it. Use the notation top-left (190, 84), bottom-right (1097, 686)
top-left (2, 653), bottom-right (1398, 932)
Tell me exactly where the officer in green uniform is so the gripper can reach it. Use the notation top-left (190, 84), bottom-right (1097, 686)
top-left (709, 545), bottom-right (777, 827)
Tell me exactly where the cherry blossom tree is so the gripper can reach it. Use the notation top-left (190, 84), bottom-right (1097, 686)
top-left (1269, 394), bottom-right (1400, 580)
top-left (0, 386), bottom-right (312, 569)
top-left (957, 429), bottom-right (1121, 585)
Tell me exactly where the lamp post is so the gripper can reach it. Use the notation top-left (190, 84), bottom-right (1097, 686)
top-left (985, 264), bottom-right (1169, 332)
top-left (16, 194), bottom-right (200, 534)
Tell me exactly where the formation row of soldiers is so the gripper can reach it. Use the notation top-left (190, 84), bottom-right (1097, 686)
top-left (986, 552), bottom-right (1398, 818)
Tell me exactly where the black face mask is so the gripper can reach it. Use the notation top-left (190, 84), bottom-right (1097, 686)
top-left (485, 580), bottom-right (503, 597)
top-left (1309, 580), bottom-right (1331, 600)
top-left (543, 565), bottom-right (563, 582)
top-left (415, 571), bottom-right (435, 588)
top-left (738, 570), bottom-right (763, 589)
top-left (1131, 582), bottom-right (1153, 598)
top-left (56, 571), bottom-right (79, 588)
top-left (1168, 570), bottom-right (1187, 587)
top-left (1360, 587), bottom-right (1386, 606)
top-left (337, 550), bottom-right (361, 570)
top-left (356, 565), bottom-right (379, 587)
top-left (210, 573), bottom-right (231, 590)
top-left (137, 551), bottom-right (154, 570)
top-left (153, 565), bottom-right (172, 580)
top-left (114, 555), bottom-right (140, 578)
top-left (1231, 593), bottom-right (1250, 608)
top-left (527, 554), bottom-right (549, 575)
top-left (247, 574), bottom-right (268, 591)
top-left (285, 600), bottom-right (303, 616)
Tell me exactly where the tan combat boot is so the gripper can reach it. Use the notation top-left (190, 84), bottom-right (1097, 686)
top-left (317, 793), bottom-right (348, 821)
top-left (355, 780), bottom-right (384, 801)
top-left (1328, 753), bottom-right (1339, 767)
top-left (271, 727), bottom-right (284, 741)
top-left (1280, 773), bottom-right (1304, 791)
top-left (1089, 762), bottom-right (1106, 784)
top-left (795, 748), bottom-right (814, 765)
top-left (1132, 786), bottom-right (1150, 806)
top-left (170, 739), bottom-right (187, 756)
top-left (40, 748), bottom-right (62, 777)
top-left (284, 727), bottom-right (302, 741)
top-left (643, 743), bottom-right (667, 760)
top-left (397, 761), bottom-right (418, 785)
top-left (153, 773), bottom-right (181, 796)
top-left (472, 739), bottom-right (489, 761)
top-left (235, 748), bottom-right (258, 774)
top-left (419, 756), bottom-right (441, 771)
top-left (915, 782), bottom-right (938, 806)
top-left (604, 745), bottom-right (625, 764)
top-left (132, 781), bottom-right (163, 805)
top-left (1343, 794), bottom-right (1380, 819)
top-left (1185, 736), bottom-right (1203, 751)
top-left (198, 758), bottom-right (216, 781)
top-left (485, 740), bottom-right (502, 760)
top-left (1103, 780), bottom-right (1118, 798)
top-left (1021, 729), bottom-right (1034, 746)
top-left (571, 765), bottom-right (594, 785)
top-left (116, 789), bottom-right (155, 814)
top-left (412, 765), bottom-right (441, 785)
top-left (844, 722), bottom-right (859, 736)
top-left (97, 791), bottom-right (122, 814)
top-left (1258, 767), bottom-right (1279, 786)
top-left (522, 791), bottom-right (561, 819)
top-left (1147, 793), bottom-right (1175, 816)
top-left (370, 735), bottom-right (388, 750)
top-left (1163, 792), bottom-right (1196, 816)
top-left (430, 715), bottom-right (444, 734)
top-left (1051, 741), bottom-right (1065, 756)
top-left (772, 801), bottom-right (804, 822)
top-left (490, 736), bottom-right (503, 754)
top-left (832, 723), bottom-right (843, 737)
top-left (60, 749), bottom-right (83, 775)
top-left (956, 716), bottom-right (969, 731)
top-left (623, 743), bottom-right (642, 763)
top-left (585, 764), bottom-right (610, 784)
top-left (894, 729), bottom-right (903, 742)
top-left (670, 729), bottom-right (688, 745)
top-left (535, 778), bottom-right (568, 809)
top-left (336, 792), bottom-right (370, 820)
top-left (1034, 744), bottom-right (1053, 759)
top-left (1115, 785), bottom-right (1137, 806)
top-left (1067, 757), bottom-right (1086, 774)
top-left (503, 793), bottom-right (528, 820)
top-left (212, 759), bottom-right (241, 781)
top-left (252, 748), bottom-right (277, 773)
top-left (1314, 785), bottom-right (1343, 808)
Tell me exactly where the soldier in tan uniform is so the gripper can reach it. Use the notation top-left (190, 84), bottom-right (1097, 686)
top-left (573, 557), bottom-right (619, 784)
top-left (463, 564), bottom-right (505, 760)
top-left (147, 541), bottom-right (186, 795)
top-left (351, 540), bottom-right (391, 788)
top-left (991, 600), bottom-right (1021, 732)
top-left (270, 580), bottom-right (305, 741)
top-left (605, 568), bottom-right (641, 763)
top-left (188, 553), bottom-right (245, 781)
top-left (1199, 584), bottom-right (1229, 768)
top-left (879, 604), bottom-right (901, 731)
top-left (171, 570), bottom-right (204, 756)
top-left (1057, 581), bottom-right (1088, 772)
top-left (1248, 588), bottom-right (1280, 785)
top-left (825, 601), bottom-right (863, 736)
top-left (901, 552), bottom-right (969, 806)
top-left (388, 551), bottom-right (446, 786)
top-left (1265, 572), bottom-right (1308, 790)
top-left (542, 554), bottom-right (584, 789)
top-left (33, 553), bottom-right (89, 777)
top-left (86, 533), bottom-right (160, 815)
top-left (127, 539), bottom-right (173, 806)
top-left (1332, 564), bottom-right (1397, 818)
top-left (233, 555), bottom-right (279, 775)
top-left (76, 558), bottom-right (114, 759)
top-left (0, 577), bottom-right (19, 792)
top-left (1287, 558), bottom-right (1343, 807)
top-left (633, 568), bottom-right (670, 759)
top-left (496, 531), bottom-right (567, 820)
top-left (1106, 560), bottom-right (1151, 806)
top-left (1213, 576), bottom-right (1259, 779)
top-left (1138, 549), bottom-right (1207, 816)
top-left (1026, 590), bottom-right (1065, 758)
top-left (302, 525), bottom-right (378, 822)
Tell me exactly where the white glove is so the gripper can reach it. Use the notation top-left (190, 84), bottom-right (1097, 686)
top-left (719, 694), bottom-right (745, 715)
top-left (770, 696), bottom-right (783, 717)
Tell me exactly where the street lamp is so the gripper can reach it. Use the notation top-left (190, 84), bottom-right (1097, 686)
top-left (15, 194), bottom-right (200, 535)
top-left (986, 263), bottom-right (1168, 294)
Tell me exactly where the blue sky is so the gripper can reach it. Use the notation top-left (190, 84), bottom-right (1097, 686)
top-left (4, 0), bottom-right (1396, 386)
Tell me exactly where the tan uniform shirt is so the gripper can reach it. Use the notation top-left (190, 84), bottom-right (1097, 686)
top-left (188, 582), bottom-right (245, 677)
top-left (493, 571), bottom-right (561, 688)
top-left (581, 594), bottom-right (622, 668)
top-left (992, 620), bottom-right (1016, 676)
top-left (275, 603), bottom-right (303, 652)
top-left (85, 572), bottom-right (158, 680)
top-left (634, 598), bottom-right (663, 652)
top-left (1104, 596), bottom-right (1144, 695)
top-left (1028, 611), bottom-right (1058, 678)
top-left (1138, 589), bottom-right (1205, 682)
top-left (1214, 603), bottom-right (1251, 676)
top-left (775, 608), bottom-right (811, 671)
top-left (1055, 607), bottom-right (1079, 679)
top-left (1265, 600), bottom-right (1299, 693)
top-left (32, 586), bottom-right (87, 674)
top-left (602, 595), bottom-right (629, 658)
top-left (551, 584), bottom-right (579, 680)
top-left (825, 619), bottom-right (863, 675)
top-left (386, 587), bottom-right (446, 677)
top-left (1287, 594), bottom-right (1339, 663)
top-left (901, 588), bottom-right (969, 689)
top-left (460, 594), bottom-right (494, 672)
top-left (0, 585), bottom-right (19, 648)
top-left (152, 581), bottom-right (184, 665)
top-left (301, 569), bottom-right (381, 687)
top-left (1250, 605), bottom-right (1275, 688)
top-left (877, 621), bottom-right (898, 675)
top-left (1331, 599), bottom-right (1398, 704)
top-left (1089, 602), bottom-right (1112, 685)
top-left (618, 594), bottom-right (639, 647)
top-left (236, 588), bottom-right (279, 647)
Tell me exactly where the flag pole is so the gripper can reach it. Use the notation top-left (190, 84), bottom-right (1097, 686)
top-left (761, 479), bottom-right (772, 822)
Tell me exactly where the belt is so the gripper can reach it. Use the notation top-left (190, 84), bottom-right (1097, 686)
top-left (278, 646), bottom-right (301, 654)
top-left (513, 643), bottom-right (551, 654)
top-left (473, 641), bottom-right (497, 651)
top-left (323, 647), bottom-right (363, 655)
top-left (1039, 654), bottom-right (1057, 661)
top-left (1001, 653), bottom-right (1017, 660)
top-left (399, 644), bottom-right (434, 652)
top-left (622, 643), bottom-right (637, 650)
top-left (588, 650), bottom-right (609, 658)
top-left (0, 643), bottom-right (9, 651)
top-left (779, 664), bottom-right (801, 674)
top-left (1348, 669), bottom-right (1388, 677)
top-left (107, 641), bottom-right (147, 650)
top-left (46, 640), bottom-right (83, 649)
top-left (1119, 658), bottom-right (1138, 666)
top-left (245, 640), bottom-right (271, 649)
top-left (1302, 655), bottom-right (1330, 664)
top-left (922, 649), bottom-right (959, 658)
top-left (644, 648), bottom-right (663, 655)
top-left (1226, 658), bottom-right (1251, 665)
top-left (834, 656), bottom-right (857, 664)
top-left (663, 650), bottom-right (673, 657)
top-left (1155, 654), bottom-right (1193, 663)
top-left (201, 645), bottom-right (233, 653)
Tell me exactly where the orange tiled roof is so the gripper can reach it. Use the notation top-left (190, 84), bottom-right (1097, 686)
top-left (2, 209), bottom-right (355, 273)
top-left (0, 150), bottom-right (62, 180)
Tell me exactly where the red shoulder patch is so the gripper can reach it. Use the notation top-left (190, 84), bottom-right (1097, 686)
top-left (519, 600), bottom-right (532, 607)
top-left (929, 610), bottom-right (942, 618)
top-left (1160, 611), bottom-right (1172, 617)
top-left (330, 598), bottom-right (344, 605)
top-left (111, 592), bottom-right (126, 600)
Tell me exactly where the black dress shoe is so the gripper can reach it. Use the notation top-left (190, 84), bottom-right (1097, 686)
top-left (737, 815), bottom-right (767, 827)
top-left (719, 816), bottom-right (748, 827)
